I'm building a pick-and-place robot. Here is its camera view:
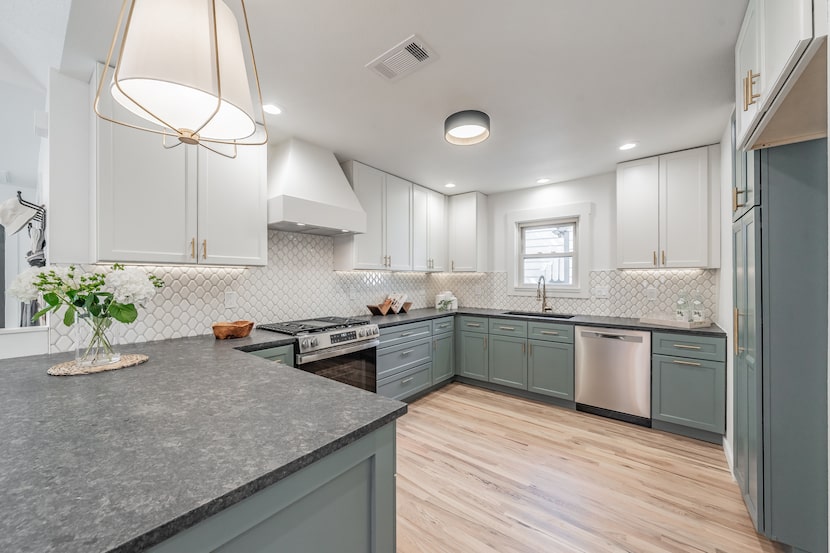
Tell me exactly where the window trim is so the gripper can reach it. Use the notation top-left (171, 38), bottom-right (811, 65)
top-left (506, 203), bottom-right (593, 298)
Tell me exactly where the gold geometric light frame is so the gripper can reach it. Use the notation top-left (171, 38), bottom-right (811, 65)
top-left (93, 0), bottom-right (268, 159)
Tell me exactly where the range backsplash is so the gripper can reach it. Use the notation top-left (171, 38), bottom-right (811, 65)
top-left (49, 231), bottom-right (719, 351)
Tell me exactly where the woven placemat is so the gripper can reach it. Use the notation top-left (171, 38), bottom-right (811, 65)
top-left (48, 354), bottom-right (149, 376)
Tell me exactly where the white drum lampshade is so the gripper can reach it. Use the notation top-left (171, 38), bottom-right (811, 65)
top-left (95, 0), bottom-right (267, 151)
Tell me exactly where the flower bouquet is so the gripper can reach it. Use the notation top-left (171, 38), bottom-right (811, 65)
top-left (9, 264), bottom-right (163, 366)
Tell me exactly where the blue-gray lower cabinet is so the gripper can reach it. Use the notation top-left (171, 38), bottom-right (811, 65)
top-left (652, 354), bottom-right (725, 434)
top-left (247, 344), bottom-right (295, 367)
top-left (488, 334), bottom-right (527, 390)
top-left (457, 330), bottom-right (488, 381)
top-left (432, 332), bottom-right (454, 384)
top-left (148, 422), bottom-right (397, 553)
top-left (527, 340), bottom-right (574, 400)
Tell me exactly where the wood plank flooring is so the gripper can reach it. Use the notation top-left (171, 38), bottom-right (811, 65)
top-left (396, 383), bottom-right (784, 553)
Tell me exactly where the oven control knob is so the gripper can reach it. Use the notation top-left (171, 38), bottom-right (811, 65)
top-left (301, 339), bottom-right (309, 349)
top-left (310, 338), bottom-right (319, 347)
top-left (358, 329), bottom-right (366, 337)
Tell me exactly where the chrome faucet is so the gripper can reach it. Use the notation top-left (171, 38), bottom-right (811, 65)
top-left (536, 276), bottom-right (552, 313)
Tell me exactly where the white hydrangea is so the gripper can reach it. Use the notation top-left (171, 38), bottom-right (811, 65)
top-left (7, 267), bottom-right (43, 301)
top-left (104, 267), bottom-right (159, 305)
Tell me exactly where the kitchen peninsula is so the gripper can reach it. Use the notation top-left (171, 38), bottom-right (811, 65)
top-left (0, 334), bottom-right (405, 553)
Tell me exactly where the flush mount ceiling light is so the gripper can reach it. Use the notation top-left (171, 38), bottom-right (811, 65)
top-left (444, 110), bottom-right (490, 146)
top-left (94, 0), bottom-right (267, 157)
top-left (619, 142), bottom-right (637, 151)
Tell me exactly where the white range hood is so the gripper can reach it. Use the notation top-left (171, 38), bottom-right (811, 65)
top-left (267, 138), bottom-right (367, 236)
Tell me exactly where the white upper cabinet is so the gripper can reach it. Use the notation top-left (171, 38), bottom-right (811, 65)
top-left (736, 0), bottom-right (828, 150)
top-left (197, 146), bottom-right (268, 266)
top-left (334, 161), bottom-right (413, 271)
top-left (413, 185), bottom-right (447, 272)
top-left (617, 146), bottom-right (718, 269)
top-left (448, 192), bottom-right (488, 272)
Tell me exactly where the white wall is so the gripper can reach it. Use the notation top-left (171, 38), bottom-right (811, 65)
top-left (717, 120), bottom-right (735, 470)
top-left (486, 172), bottom-right (617, 272)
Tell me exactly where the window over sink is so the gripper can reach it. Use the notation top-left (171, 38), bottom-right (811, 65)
top-left (507, 203), bottom-right (592, 299)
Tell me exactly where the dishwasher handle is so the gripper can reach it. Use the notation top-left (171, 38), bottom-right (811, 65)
top-left (579, 330), bottom-right (643, 343)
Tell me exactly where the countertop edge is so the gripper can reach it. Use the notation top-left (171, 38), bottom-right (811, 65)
top-left (112, 405), bottom-right (407, 553)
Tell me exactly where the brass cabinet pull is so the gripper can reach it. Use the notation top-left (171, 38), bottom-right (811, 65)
top-left (661, 250), bottom-right (666, 265)
top-left (439, 323), bottom-right (449, 328)
top-left (522, 342), bottom-right (526, 355)
top-left (400, 332), bottom-right (413, 337)
top-left (733, 307), bottom-right (739, 355)
top-left (672, 359), bottom-right (701, 367)
top-left (483, 337), bottom-right (487, 350)
top-left (747, 70), bottom-right (760, 108)
top-left (400, 349), bottom-right (414, 356)
top-left (540, 330), bottom-right (559, 336)
top-left (401, 377), bottom-right (414, 385)
top-left (732, 188), bottom-right (747, 211)
top-left (653, 251), bottom-right (657, 266)
top-left (529, 343), bottom-right (533, 356)
top-left (673, 344), bottom-right (702, 350)
top-left (742, 75), bottom-right (749, 111)
top-left (190, 238), bottom-right (196, 259)
top-left (451, 260), bottom-right (455, 271)
top-left (499, 326), bottom-right (516, 331)
top-left (466, 323), bottom-right (481, 328)
top-left (202, 240), bottom-right (207, 259)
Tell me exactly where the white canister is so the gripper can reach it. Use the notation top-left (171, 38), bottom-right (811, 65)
top-left (435, 291), bottom-right (453, 309)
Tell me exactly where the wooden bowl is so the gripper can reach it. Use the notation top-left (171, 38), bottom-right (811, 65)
top-left (212, 320), bottom-right (254, 339)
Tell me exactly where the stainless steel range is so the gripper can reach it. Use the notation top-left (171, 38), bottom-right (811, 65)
top-left (258, 317), bottom-right (380, 392)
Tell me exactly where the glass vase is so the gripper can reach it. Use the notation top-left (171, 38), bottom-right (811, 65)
top-left (75, 313), bottom-right (121, 366)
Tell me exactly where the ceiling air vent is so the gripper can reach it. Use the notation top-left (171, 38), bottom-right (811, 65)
top-left (366, 34), bottom-right (437, 81)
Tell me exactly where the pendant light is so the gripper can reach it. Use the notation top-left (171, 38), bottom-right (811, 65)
top-left (94, 0), bottom-right (267, 157)
top-left (444, 110), bottom-right (490, 145)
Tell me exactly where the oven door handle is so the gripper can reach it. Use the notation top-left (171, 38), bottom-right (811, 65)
top-left (296, 339), bottom-right (380, 365)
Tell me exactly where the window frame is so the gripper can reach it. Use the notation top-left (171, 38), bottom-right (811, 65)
top-left (506, 203), bottom-right (592, 298)
top-left (518, 219), bottom-right (578, 287)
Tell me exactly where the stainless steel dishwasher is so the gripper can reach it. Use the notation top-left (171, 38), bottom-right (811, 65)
top-left (575, 326), bottom-right (651, 426)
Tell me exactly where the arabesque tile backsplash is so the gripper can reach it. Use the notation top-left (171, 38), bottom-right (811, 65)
top-left (49, 231), bottom-right (719, 351)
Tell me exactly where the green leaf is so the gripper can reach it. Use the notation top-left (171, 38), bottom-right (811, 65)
top-left (63, 306), bottom-right (76, 326)
top-left (32, 306), bottom-right (54, 321)
top-left (43, 293), bottom-right (60, 307)
top-left (109, 303), bottom-right (138, 324)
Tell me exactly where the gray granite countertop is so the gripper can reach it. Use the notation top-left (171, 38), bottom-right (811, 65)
top-left (366, 307), bottom-right (726, 337)
top-left (0, 334), bottom-right (406, 553)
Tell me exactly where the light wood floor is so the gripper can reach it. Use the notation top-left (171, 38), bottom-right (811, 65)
top-left (396, 383), bottom-right (784, 553)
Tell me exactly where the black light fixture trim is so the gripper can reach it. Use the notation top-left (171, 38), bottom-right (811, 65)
top-left (444, 110), bottom-right (491, 145)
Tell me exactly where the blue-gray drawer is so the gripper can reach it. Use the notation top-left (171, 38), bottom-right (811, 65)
top-left (377, 337), bottom-right (432, 380)
top-left (431, 317), bottom-right (455, 335)
top-left (488, 318), bottom-right (528, 338)
top-left (457, 315), bottom-right (488, 334)
top-left (378, 320), bottom-right (432, 347)
top-left (246, 344), bottom-right (295, 367)
top-left (377, 364), bottom-right (432, 401)
top-left (652, 332), bottom-right (726, 362)
top-left (528, 321), bottom-right (573, 343)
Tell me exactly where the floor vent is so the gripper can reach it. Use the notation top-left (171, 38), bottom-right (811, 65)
top-left (367, 34), bottom-right (437, 81)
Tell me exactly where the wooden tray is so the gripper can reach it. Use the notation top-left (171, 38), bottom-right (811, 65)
top-left (367, 302), bottom-right (412, 316)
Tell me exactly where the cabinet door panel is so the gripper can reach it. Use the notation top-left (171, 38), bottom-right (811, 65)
top-left (735, 0), bottom-right (762, 145)
top-left (197, 145), bottom-right (267, 266)
top-left (432, 333), bottom-right (454, 384)
top-left (97, 94), bottom-right (196, 264)
top-left (412, 185), bottom-right (429, 271)
top-left (384, 174), bottom-right (412, 271)
top-left (760, 0), bottom-right (812, 113)
top-left (427, 189), bottom-right (447, 271)
top-left (457, 331), bottom-right (488, 381)
top-left (616, 157), bottom-right (659, 268)
top-left (659, 147), bottom-right (709, 268)
top-left (351, 163), bottom-right (385, 270)
top-left (449, 193), bottom-right (477, 271)
top-left (528, 340), bottom-right (573, 400)
top-left (652, 355), bottom-right (725, 434)
top-left (488, 335), bottom-right (527, 390)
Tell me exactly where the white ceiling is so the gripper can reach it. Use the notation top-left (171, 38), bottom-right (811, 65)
top-left (59, 0), bottom-right (747, 195)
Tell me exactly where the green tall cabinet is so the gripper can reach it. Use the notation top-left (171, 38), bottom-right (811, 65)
top-left (733, 139), bottom-right (827, 552)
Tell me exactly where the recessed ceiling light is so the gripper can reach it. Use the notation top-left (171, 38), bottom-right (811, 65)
top-left (536, 178), bottom-right (552, 184)
top-left (341, 229), bottom-right (349, 233)
top-left (444, 183), bottom-right (456, 188)
top-left (296, 222), bottom-right (306, 226)
top-left (263, 104), bottom-right (283, 115)
top-left (619, 142), bottom-right (637, 151)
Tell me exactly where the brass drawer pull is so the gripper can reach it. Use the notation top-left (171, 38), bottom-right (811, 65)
top-left (522, 343), bottom-right (526, 354)
top-left (401, 377), bottom-right (414, 385)
top-left (400, 332), bottom-right (413, 337)
top-left (438, 323), bottom-right (450, 328)
top-left (540, 330), bottom-right (559, 336)
top-left (499, 326), bottom-right (516, 331)
top-left (673, 344), bottom-right (702, 350)
top-left (483, 337), bottom-right (487, 350)
top-left (672, 359), bottom-right (701, 367)
top-left (202, 239), bottom-right (207, 259)
top-left (400, 349), bottom-right (414, 356)
top-left (653, 251), bottom-right (657, 266)
top-left (466, 323), bottom-right (481, 328)
top-left (190, 238), bottom-right (196, 259)
top-left (661, 250), bottom-right (666, 265)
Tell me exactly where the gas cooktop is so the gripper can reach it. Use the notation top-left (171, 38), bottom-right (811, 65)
top-left (258, 316), bottom-right (370, 336)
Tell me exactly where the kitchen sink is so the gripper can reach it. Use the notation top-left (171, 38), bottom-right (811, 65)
top-left (502, 311), bottom-right (575, 319)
